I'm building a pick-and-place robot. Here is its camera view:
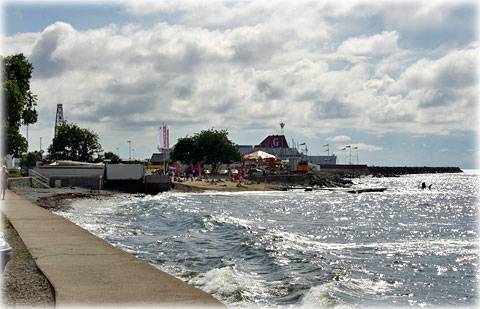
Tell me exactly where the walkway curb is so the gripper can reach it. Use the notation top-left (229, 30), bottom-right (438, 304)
top-left (1, 190), bottom-right (224, 307)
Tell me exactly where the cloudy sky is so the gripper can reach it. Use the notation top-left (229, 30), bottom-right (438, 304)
top-left (2, 0), bottom-right (478, 168)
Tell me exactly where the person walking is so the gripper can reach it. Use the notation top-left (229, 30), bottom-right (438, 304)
top-left (1, 166), bottom-right (8, 200)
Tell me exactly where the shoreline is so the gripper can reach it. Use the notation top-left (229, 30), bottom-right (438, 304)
top-left (1, 167), bottom-right (466, 306)
top-left (1, 189), bottom-right (224, 307)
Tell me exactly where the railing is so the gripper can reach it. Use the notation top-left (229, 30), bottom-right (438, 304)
top-left (29, 169), bottom-right (51, 188)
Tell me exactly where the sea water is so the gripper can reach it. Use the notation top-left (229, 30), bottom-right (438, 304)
top-left (55, 171), bottom-right (479, 307)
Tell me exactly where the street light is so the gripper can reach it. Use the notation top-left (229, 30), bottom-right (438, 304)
top-left (132, 149), bottom-right (135, 160)
top-left (345, 145), bottom-right (351, 165)
top-left (126, 141), bottom-right (132, 159)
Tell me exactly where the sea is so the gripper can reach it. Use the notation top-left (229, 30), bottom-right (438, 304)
top-left (54, 171), bottom-right (479, 308)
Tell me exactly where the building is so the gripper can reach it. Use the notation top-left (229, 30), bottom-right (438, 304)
top-left (238, 134), bottom-right (337, 165)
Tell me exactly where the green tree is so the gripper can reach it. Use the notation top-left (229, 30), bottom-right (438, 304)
top-left (170, 136), bottom-right (197, 165)
top-left (47, 121), bottom-right (103, 162)
top-left (104, 151), bottom-right (121, 163)
top-left (171, 129), bottom-right (242, 173)
top-left (5, 125), bottom-right (27, 157)
top-left (2, 53), bottom-right (38, 156)
top-left (21, 151), bottom-right (42, 168)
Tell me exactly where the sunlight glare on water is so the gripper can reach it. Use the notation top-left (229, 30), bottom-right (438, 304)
top-left (56, 171), bottom-right (479, 307)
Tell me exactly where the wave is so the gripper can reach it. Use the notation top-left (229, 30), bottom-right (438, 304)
top-left (188, 266), bottom-right (288, 306)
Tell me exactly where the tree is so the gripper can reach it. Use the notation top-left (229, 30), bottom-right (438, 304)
top-left (170, 136), bottom-right (197, 165)
top-left (104, 151), bottom-right (121, 163)
top-left (5, 125), bottom-right (27, 157)
top-left (2, 54), bottom-right (38, 156)
top-left (21, 151), bottom-right (42, 168)
top-left (47, 122), bottom-right (103, 162)
top-left (171, 129), bottom-right (242, 173)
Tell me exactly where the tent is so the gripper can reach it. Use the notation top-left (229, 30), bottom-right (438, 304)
top-left (243, 150), bottom-right (276, 160)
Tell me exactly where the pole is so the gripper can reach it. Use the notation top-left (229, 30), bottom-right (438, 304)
top-left (116, 148), bottom-right (119, 156)
top-left (127, 141), bottom-right (132, 159)
top-left (345, 145), bottom-right (351, 165)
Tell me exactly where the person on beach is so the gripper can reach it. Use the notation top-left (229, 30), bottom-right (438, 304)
top-left (421, 182), bottom-right (426, 190)
top-left (1, 166), bottom-right (8, 200)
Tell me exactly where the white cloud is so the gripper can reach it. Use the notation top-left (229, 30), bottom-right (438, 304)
top-left (351, 143), bottom-right (384, 152)
top-left (338, 31), bottom-right (401, 55)
top-left (3, 0), bottom-right (477, 160)
top-left (389, 45), bottom-right (478, 93)
top-left (327, 135), bottom-right (352, 142)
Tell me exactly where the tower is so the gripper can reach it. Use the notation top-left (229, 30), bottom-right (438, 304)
top-left (55, 104), bottom-right (64, 136)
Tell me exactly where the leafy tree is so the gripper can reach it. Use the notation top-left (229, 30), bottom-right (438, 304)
top-left (21, 151), bottom-right (42, 168)
top-left (5, 125), bottom-right (27, 157)
top-left (171, 129), bottom-right (242, 173)
top-left (104, 151), bottom-right (121, 163)
top-left (2, 54), bottom-right (38, 156)
top-left (195, 129), bottom-right (242, 173)
top-left (170, 136), bottom-right (197, 165)
top-left (47, 121), bottom-right (103, 162)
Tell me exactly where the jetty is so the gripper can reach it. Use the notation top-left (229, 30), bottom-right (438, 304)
top-left (1, 190), bottom-right (224, 307)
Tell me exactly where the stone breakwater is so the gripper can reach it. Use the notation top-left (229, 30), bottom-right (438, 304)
top-left (367, 166), bottom-right (463, 177)
top-left (246, 166), bottom-right (463, 188)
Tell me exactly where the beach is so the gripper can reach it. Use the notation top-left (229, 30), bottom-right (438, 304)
top-left (172, 177), bottom-right (279, 192)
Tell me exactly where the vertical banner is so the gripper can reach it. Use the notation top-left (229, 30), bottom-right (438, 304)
top-left (163, 125), bottom-right (167, 149)
top-left (166, 127), bottom-right (170, 149)
top-left (158, 124), bottom-right (170, 150)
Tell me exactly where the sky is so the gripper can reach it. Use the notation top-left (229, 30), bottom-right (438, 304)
top-left (1, 0), bottom-right (478, 168)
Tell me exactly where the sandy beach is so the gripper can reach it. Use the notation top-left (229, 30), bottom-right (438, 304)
top-left (173, 177), bottom-right (280, 192)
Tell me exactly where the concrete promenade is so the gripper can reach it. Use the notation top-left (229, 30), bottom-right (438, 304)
top-left (1, 190), bottom-right (224, 307)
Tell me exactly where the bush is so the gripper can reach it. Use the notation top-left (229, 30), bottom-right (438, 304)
top-left (8, 168), bottom-right (21, 178)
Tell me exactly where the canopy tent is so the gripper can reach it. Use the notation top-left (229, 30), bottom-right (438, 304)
top-left (243, 150), bottom-right (276, 160)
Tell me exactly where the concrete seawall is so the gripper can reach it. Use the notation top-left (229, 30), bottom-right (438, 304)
top-left (1, 190), bottom-right (224, 307)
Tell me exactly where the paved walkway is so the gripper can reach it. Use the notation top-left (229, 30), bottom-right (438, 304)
top-left (1, 190), bottom-right (224, 307)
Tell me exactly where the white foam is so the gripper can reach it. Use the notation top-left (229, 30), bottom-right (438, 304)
top-left (188, 266), bottom-right (278, 305)
top-left (301, 283), bottom-right (351, 308)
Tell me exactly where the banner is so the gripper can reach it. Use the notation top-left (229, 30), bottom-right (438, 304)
top-left (158, 124), bottom-right (170, 150)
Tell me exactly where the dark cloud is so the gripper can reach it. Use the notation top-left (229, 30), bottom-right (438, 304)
top-left (256, 80), bottom-right (284, 100)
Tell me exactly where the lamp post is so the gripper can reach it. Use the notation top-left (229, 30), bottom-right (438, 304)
top-left (126, 141), bottom-right (132, 159)
top-left (354, 147), bottom-right (359, 164)
top-left (346, 145), bottom-right (351, 165)
top-left (132, 149), bottom-right (135, 160)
